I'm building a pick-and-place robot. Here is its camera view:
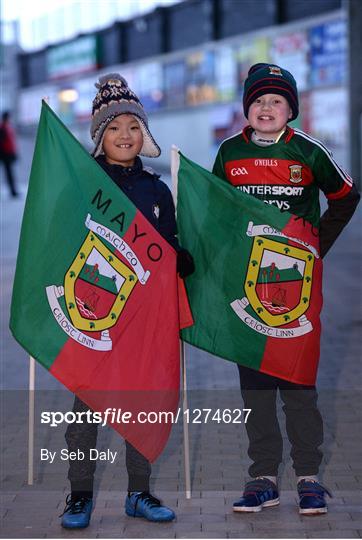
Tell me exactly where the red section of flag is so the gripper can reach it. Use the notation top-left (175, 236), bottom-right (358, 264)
top-left (258, 218), bottom-right (323, 385)
top-left (256, 279), bottom-right (303, 315)
top-left (260, 256), bottom-right (322, 385)
top-left (178, 276), bottom-right (194, 330)
top-left (50, 209), bottom-right (181, 462)
top-left (75, 278), bottom-right (116, 320)
top-left (282, 214), bottom-right (320, 256)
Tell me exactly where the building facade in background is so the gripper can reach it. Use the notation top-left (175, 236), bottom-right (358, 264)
top-left (12, 0), bottom-right (350, 170)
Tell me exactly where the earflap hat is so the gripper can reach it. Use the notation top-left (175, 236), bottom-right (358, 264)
top-left (243, 63), bottom-right (299, 120)
top-left (91, 73), bottom-right (161, 158)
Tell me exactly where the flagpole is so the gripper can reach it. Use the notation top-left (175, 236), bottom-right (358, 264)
top-left (26, 97), bottom-right (47, 487)
top-left (170, 145), bottom-right (180, 206)
top-left (28, 356), bottom-right (35, 485)
top-left (171, 145), bottom-right (191, 499)
top-left (180, 341), bottom-right (191, 499)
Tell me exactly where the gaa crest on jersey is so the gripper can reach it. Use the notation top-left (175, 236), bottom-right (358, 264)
top-left (288, 164), bottom-right (303, 183)
top-left (231, 231), bottom-right (315, 339)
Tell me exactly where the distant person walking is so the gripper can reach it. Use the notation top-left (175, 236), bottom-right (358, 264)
top-left (0, 111), bottom-right (19, 197)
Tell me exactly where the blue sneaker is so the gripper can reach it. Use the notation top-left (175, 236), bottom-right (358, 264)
top-left (60, 494), bottom-right (93, 528)
top-left (298, 479), bottom-right (332, 515)
top-left (125, 491), bottom-right (175, 522)
top-left (233, 477), bottom-right (279, 512)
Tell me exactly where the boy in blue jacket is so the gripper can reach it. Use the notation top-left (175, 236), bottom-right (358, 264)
top-left (60, 73), bottom-right (194, 528)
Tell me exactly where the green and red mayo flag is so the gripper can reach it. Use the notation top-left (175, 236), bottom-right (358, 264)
top-left (10, 102), bottom-right (192, 462)
top-left (174, 149), bottom-right (322, 386)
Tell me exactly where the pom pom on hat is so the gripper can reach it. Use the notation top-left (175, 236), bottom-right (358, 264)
top-left (243, 63), bottom-right (299, 120)
top-left (91, 73), bottom-right (161, 158)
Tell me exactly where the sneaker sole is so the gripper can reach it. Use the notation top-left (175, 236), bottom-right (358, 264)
top-left (233, 498), bottom-right (280, 513)
top-left (299, 507), bottom-right (327, 515)
top-left (61, 521), bottom-right (90, 529)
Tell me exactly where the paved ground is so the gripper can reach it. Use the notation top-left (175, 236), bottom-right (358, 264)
top-left (0, 136), bottom-right (361, 538)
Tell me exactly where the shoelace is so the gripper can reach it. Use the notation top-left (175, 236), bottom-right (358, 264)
top-left (298, 480), bottom-right (333, 499)
top-left (132, 491), bottom-right (162, 517)
top-left (59, 494), bottom-right (91, 517)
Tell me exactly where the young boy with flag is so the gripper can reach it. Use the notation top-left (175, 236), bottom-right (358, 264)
top-left (60, 74), bottom-right (194, 528)
top-left (212, 63), bottom-right (360, 515)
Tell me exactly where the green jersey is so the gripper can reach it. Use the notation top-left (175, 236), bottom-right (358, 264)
top-left (212, 126), bottom-right (353, 228)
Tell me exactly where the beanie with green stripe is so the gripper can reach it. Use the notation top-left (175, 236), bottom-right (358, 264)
top-left (243, 63), bottom-right (299, 120)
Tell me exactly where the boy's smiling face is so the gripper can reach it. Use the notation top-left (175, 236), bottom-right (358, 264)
top-left (102, 114), bottom-right (143, 167)
top-left (248, 93), bottom-right (292, 140)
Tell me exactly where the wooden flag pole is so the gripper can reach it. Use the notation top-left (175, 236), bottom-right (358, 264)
top-left (27, 97), bottom-right (50, 486)
top-left (180, 341), bottom-right (191, 499)
top-left (171, 145), bottom-right (191, 499)
top-left (28, 356), bottom-right (35, 485)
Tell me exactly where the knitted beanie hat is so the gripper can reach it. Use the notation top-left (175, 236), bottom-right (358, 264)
top-left (91, 73), bottom-right (161, 158)
top-left (243, 63), bottom-right (299, 120)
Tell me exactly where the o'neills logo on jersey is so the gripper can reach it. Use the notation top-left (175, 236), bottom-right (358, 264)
top-left (289, 164), bottom-right (303, 183)
top-left (230, 167), bottom-right (248, 176)
top-left (254, 159), bottom-right (278, 167)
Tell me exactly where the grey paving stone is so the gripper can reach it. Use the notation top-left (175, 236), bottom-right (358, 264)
top-left (171, 522), bottom-right (202, 533)
top-left (121, 528), bottom-right (175, 538)
top-left (330, 506), bottom-right (362, 514)
top-left (95, 533), bottom-right (127, 539)
top-left (175, 533), bottom-right (224, 539)
top-left (176, 497), bottom-right (203, 506)
top-left (93, 501), bottom-right (119, 516)
top-left (318, 512), bottom-right (356, 521)
top-left (2, 510), bottom-right (52, 525)
top-left (229, 532), bottom-right (308, 539)
top-left (199, 490), bottom-right (228, 499)
top-left (306, 532), bottom-right (359, 539)
top-left (122, 521), bottom-right (177, 534)
top-left (0, 529), bottom-right (47, 539)
top-left (61, 528), bottom-right (109, 539)
top-left (252, 519), bottom-right (331, 531)
top-left (201, 510), bottom-right (227, 518)
top-left (343, 495), bottom-right (362, 504)
top-left (176, 505), bottom-right (202, 515)
top-left (201, 521), bottom-right (234, 533)
top-left (330, 520), bottom-right (362, 530)
top-left (174, 512), bottom-right (203, 524)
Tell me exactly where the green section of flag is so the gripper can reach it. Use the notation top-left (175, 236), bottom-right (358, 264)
top-left (10, 102), bottom-right (136, 368)
top-left (176, 152), bottom-right (292, 368)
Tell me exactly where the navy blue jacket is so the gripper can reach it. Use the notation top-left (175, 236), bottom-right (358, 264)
top-left (96, 155), bottom-right (180, 251)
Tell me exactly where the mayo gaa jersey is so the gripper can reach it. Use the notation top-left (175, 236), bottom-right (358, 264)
top-left (212, 126), bottom-right (353, 228)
